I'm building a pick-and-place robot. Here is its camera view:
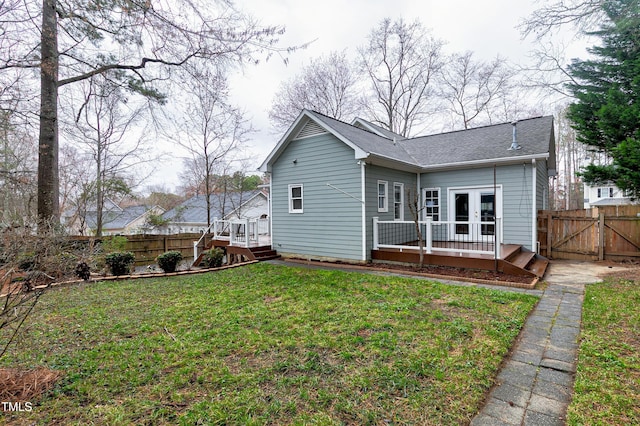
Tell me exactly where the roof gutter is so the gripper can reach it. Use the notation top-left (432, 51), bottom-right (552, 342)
top-left (419, 153), bottom-right (549, 172)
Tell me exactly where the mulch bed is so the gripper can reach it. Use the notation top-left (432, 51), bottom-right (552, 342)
top-left (0, 368), bottom-right (63, 402)
top-left (362, 262), bottom-right (534, 284)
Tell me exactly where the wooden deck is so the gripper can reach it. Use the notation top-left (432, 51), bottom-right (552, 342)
top-left (372, 243), bottom-right (549, 278)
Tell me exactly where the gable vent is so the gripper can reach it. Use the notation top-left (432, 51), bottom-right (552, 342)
top-left (294, 119), bottom-right (327, 139)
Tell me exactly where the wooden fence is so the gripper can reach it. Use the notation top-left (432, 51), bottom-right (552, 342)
top-left (71, 233), bottom-right (211, 266)
top-left (538, 205), bottom-right (640, 261)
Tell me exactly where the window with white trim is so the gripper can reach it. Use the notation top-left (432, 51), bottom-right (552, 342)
top-left (393, 183), bottom-right (404, 220)
top-left (597, 187), bottom-right (614, 198)
top-left (423, 188), bottom-right (440, 221)
top-left (377, 180), bottom-right (388, 212)
top-left (289, 184), bottom-right (303, 213)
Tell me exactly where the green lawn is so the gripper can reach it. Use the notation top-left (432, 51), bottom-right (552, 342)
top-left (2, 263), bottom-right (538, 425)
top-left (567, 276), bottom-right (640, 425)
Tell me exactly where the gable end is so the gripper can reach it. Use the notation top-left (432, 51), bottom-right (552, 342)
top-left (295, 119), bottom-right (328, 139)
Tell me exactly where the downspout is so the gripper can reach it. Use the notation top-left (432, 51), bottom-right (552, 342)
top-left (268, 172), bottom-right (273, 246)
top-left (361, 161), bottom-right (367, 261)
top-left (416, 172), bottom-right (421, 217)
top-left (532, 159), bottom-right (537, 253)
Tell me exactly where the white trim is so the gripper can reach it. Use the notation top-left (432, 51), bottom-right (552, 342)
top-left (268, 175), bottom-right (273, 239)
top-left (422, 187), bottom-right (441, 221)
top-left (377, 180), bottom-right (388, 213)
top-left (361, 162), bottom-right (367, 261)
top-left (447, 185), bottom-right (503, 243)
top-left (532, 159), bottom-right (537, 252)
top-left (393, 182), bottom-right (404, 221)
top-left (288, 184), bottom-right (304, 214)
top-left (419, 153), bottom-right (549, 172)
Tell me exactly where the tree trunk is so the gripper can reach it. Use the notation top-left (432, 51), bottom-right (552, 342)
top-left (37, 0), bottom-right (59, 226)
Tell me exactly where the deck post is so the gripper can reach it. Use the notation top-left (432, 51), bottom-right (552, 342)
top-left (372, 217), bottom-right (379, 250)
top-left (245, 218), bottom-right (250, 247)
top-left (495, 217), bottom-right (502, 259)
top-left (193, 240), bottom-right (198, 262)
top-left (425, 217), bottom-right (433, 254)
top-left (213, 217), bottom-right (219, 238)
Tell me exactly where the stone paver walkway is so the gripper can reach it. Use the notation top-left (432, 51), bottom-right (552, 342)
top-left (471, 261), bottom-right (624, 426)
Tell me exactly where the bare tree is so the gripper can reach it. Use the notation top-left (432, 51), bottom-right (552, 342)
top-left (2, 0), bottom-right (290, 225)
top-left (519, 0), bottom-right (606, 40)
top-left (440, 52), bottom-right (517, 130)
top-left (269, 51), bottom-right (359, 131)
top-left (0, 110), bottom-right (37, 225)
top-left (358, 18), bottom-right (444, 137)
top-left (62, 75), bottom-right (154, 236)
top-left (406, 186), bottom-right (426, 267)
top-left (171, 66), bottom-right (251, 227)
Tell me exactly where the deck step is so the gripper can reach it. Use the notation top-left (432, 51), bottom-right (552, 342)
top-left (509, 250), bottom-right (536, 270)
top-left (250, 248), bottom-right (280, 261)
top-left (501, 244), bottom-right (522, 261)
top-left (527, 255), bottom-right (549, 278)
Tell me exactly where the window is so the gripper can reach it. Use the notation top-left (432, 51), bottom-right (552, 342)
top-left (393, 183), bottom-right (404, 220)
top-left (597, 187), bottom-right (614, 198)
top-left (289, 184), bottom-right (303, 213)
top-left (423, 188), bottom-right (440, 221)
top-left (377, 181), bottom-right (388, 212)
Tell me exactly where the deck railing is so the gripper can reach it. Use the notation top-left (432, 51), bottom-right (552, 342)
top-left (193, 218), bottom-right (270, 261)
top-left (373, 217), bottom-right (502, 259)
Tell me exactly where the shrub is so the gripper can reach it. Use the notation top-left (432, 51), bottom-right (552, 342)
top-left (104, 252), bottom-right (135, 276)
top-left (156, 251), bottom-right (183, 273)
top-left (74, 261), bottom-right (91, 281)
top-left (202, 248), bottom-right (224, 268)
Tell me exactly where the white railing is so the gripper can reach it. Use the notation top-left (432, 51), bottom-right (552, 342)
top-left (193, 218), bottom-right (270, 261)
top-left (373, 217), bottom-right (502, 259)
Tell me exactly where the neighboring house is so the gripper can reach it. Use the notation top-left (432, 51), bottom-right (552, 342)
top-left (64, 200), bottom-right (165, 236)
top-left (154, 190), bottom-right (269, 235)
top-left (583, 183), bottom-right (635, 208)
top-left (259, 109), bottom-right (556, 263)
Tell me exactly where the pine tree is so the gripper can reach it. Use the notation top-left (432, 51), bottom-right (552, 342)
top-left (567, 0), bottom-right (640, 198)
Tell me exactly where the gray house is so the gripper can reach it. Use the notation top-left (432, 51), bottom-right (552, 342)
top-left (154, 190), bottom-right (269, 235)
top-left (259, 110), bottom-right (555, 269)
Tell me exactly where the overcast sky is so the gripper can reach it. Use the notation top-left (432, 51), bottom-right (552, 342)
top-left (154, 0), bottom-right (589, 191)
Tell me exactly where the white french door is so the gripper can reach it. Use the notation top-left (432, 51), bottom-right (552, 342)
top-left (448, 186), bottom-right (502, 242)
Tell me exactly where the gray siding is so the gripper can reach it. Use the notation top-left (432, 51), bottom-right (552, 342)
top-left (537, 160), bottom-right (549, 210)
top-left (364, 165), bottom-right (418, 256)
top-left (420, 164), bottom-right (537, 250)
top-left (271, 133), bottom-right (363, 260)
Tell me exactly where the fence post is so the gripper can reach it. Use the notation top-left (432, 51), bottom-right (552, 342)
top-left (372, 217), bottom-right (379, 250)
top-left (425, 217), bottom-right (432, 254)
top-left (546, 212), bottom-right (552, 259)
top-left (598, 212), bottom-right (605, 261)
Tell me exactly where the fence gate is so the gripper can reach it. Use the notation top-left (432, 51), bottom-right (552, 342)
top-left (538, 206), bottom-right (640, 261)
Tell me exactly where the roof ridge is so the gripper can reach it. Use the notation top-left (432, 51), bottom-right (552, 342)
top-left (405, 115), bottom-right (551, 141)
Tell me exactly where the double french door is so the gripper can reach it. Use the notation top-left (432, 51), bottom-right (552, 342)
top-left (449, 187), bottom-right (501, 242)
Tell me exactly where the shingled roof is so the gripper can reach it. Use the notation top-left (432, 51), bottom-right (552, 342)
top-left (162, 190), bottom-right (265, 224)
top-left (260, 109), bottom-right (555, 173)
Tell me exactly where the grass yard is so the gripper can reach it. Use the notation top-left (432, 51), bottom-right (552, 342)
top-left (567, 275), bottom-right (640, 425)
top-left (1, 263), bottom-right (538, 425)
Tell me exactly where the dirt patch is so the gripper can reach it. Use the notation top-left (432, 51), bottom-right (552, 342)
top-left (600, 261), bottom-right (640, 282)
top-left (0, 368), bottom-right (63, 402)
